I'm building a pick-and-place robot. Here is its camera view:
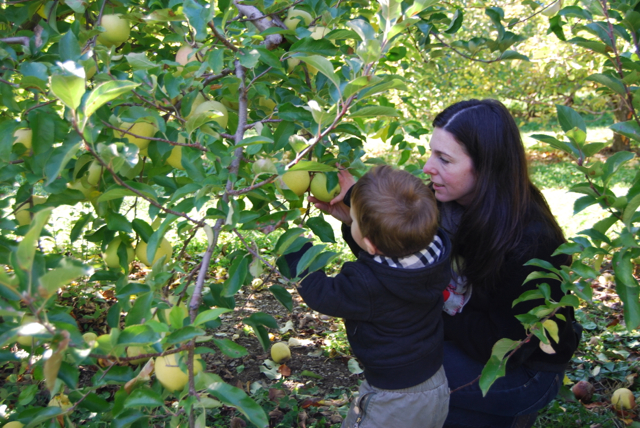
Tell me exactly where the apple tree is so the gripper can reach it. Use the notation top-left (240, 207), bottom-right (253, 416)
top-left (0, 0), bottom-right (498, 426)
top-left (0, 0), bottom-right (602, 424)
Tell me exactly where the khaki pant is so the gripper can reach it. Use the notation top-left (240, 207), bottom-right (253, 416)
top-left (342, 365), bottom-right (449, 428)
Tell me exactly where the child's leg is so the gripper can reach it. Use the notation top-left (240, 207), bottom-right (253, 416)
top-left (342, 366), bottom-right (449, 428)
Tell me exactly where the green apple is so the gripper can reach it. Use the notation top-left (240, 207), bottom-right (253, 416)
top-left (612, 387), bottom-right (636, 410)
top-left (3, 422), bottom-right (25, 428)
top-left (220, 97), bottom-right (239, 111)
top-left (97, 14), bottom-right (130, 47)
top-left (270, 342), bottom-right (291, 363)
top-left (117, 120), bottom-right (158, 156)
top-left (66, 180), bottom-right (94, 199)
top-left (86, 161), bottom-right (103, 186)
top-left (186, 93), bottom-right (206, 119)
top-left (16, 315), bottom-right (38, 347)
top-left (135, 237), bottom-right (173, 267)
top-left (48, 393), bottom-right (73, 411)
top-left (176, 45), bottom-right (202, 66)
top-left (164, 303), bottom-right (189, 326)
top-left (127, 345), bottom-right (154, 365)
top-left (309, 26), bottom-right (330, 40)
top-left (14, 195), bottom-right (46, 226)
top-left (13, 128), bottom-right (32, 150)
top-left (82, 332), bottom-right (98, 345)
top-left (192, 100), bottom-right (229, 129)
top-left (284, 8), bottom-right (312, 30)
top-left (310, 173), bottom-right (340, 202)
top-left (166, 146), bottom-right (184, 170)
top-left (258, 97), bottom-right (276, 113)
top-left (104, 237), bottom-right (134, 269)
top-left (155, 352), bottom-right (203, 392)
top-left (253, 158), bottom-right (277, 175)
top-left (281, 170), bottom-right (310, 196)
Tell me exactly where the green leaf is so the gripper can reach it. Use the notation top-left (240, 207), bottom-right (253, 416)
top-left (118, 324), bottom-right (161, 345)
top-left (275, 228), bottom-right (305, 255)
top-left (479, 355), bottom-right (507, 397)
top-left (610, 120), bottom-right (640, 143)
top-left (17, 207), bottom-right (53, 271)
top-left (288, 161), bottom-right (338, 172)
top-left (238, 136), bottom-right (274, 146)
top-left (556, 105), bottom-right (586, 133)
top-left (348, 359), bottom-right (363, 374)
top-left (603, 150), bottom-right (635, 178)
top-left (530, 134), bottom-right (577, 156)
top-left (23, 406), bottom-right (63, 428)
top-left (512, 289), bottom-right (544, 306)
top-left (125, 52), bottom-right (157, 70)
top-left (223, 255), bottom-right (250, 297)
top-left (39, 258), bottom-right (92, 296)
top-left (45, 138), bottom-right (82, 186)
top-left (306, 251), bottom-right (339, 273)
top-left (193, 308), bottom-right (232, 326)
top-left (125, 292), bottom-right (153, 326)
top-left (84, 80), bottom-right (141, 122)
top-left (623, 193), bottom-right (640, 228)
top-left (269, 284), bottom-right (293, 312)
top-left (131, 219), bottom-right (154, 243)
top-left (50, 65), bottom-right (85, 111)
top-left (206, 378), bottom-right (268, 428)
top-left (350, 106), bottom-right (400, 118)
top-left (587, 73), bottom-right (626, 95)
top-left (296, 245), bottom-right (326, 275)
top-left (297, 56), bottom-right (341, 94)
top-left (183, 0), bottom-right (213, 42)
top-left (499, 50), bottom-right (529, 61)
top-left (213, 338), bottom-right (248, 358)
top-left (524, 258), bottom-right (559, 273)
top-left (111, 409), bottom-right (146, 428)
top-left (124, 388), bottom-right (163, 408)
top-left (164, 326), bottom-right (206, 346)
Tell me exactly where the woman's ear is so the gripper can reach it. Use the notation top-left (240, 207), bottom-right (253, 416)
top-left (363, 238), bottom-right (380, 256)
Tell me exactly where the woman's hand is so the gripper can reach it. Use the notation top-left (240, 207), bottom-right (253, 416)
top-left (308, 168), bottom-right (356, 225)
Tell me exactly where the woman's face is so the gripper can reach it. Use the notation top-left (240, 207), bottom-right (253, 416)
top-left (423, 127), bottom-right (477, 206)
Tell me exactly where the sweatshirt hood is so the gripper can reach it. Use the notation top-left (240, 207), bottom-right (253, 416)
top-left (358, 229), bottom-right (452, 302)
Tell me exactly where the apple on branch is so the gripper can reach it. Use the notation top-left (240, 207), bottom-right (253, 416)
top-left (97, 14), bottom-right (130, 48)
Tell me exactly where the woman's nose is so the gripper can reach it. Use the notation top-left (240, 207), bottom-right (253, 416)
top-left (423, 157), bottom-right (435, 175)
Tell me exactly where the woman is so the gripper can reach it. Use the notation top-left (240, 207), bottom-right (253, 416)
top-left (311, 99), bottom-right (580, 428)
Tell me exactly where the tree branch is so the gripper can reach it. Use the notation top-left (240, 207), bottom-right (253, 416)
top-left (0, 37), bottom-right (30, 49)
top-left (101, 120), bottom-right (208, 151)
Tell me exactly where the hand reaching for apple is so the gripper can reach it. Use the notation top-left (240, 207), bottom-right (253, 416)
top-left (308, 168), bottom-right (355, 225)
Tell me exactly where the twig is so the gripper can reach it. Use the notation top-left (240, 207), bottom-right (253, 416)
top-left (23, 100), bottom-right (56, 117)
top-left (228, 175), bottom-right (278, 196)
top-left (208, 22), bottom-right (239, 52)
top-left (83, 0), bottom-right (108, 51)
top-left (233, 228), bottom-right (281, 274)
top-left (430, 32), bottom-right (509, 64)
top-left (0, 77), bottom-right (18, 88)
top-left (202, 68), bottom-right (234, 86)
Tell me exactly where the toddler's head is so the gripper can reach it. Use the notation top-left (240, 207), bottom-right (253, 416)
top-left (350, 165), bottom-right (438, 258)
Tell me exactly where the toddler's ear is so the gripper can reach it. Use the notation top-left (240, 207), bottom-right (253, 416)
top-left (363, 238), bottom-right (380, 256)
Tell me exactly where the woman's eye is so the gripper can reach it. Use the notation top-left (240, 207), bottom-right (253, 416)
top-left (439, 156), bottom-right (450, 164)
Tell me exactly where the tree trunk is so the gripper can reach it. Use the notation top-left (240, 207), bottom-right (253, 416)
top-left (612, 95), bottom-right (632, 152)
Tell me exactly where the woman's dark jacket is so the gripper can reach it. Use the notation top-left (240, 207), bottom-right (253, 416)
top-left (341, 190), bottom-right (580, 373)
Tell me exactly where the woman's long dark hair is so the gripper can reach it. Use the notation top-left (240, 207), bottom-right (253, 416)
top-left (433, 99), bottom-right (565, 290)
